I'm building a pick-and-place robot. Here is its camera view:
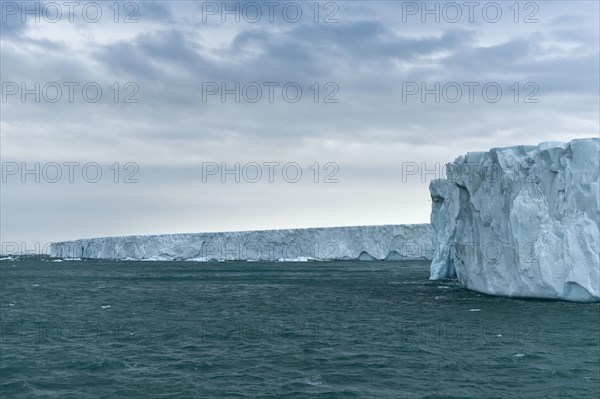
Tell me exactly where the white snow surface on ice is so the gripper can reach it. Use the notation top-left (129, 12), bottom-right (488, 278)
top-left (429, 138), bottom-right (599, 302)
top-left (50, 225), bottom-right (434, 262)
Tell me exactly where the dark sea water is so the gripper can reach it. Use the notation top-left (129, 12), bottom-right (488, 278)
top-left (1, 258), bottom-right (599, 398)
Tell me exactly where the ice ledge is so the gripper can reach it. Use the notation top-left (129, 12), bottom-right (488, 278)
top-left (429, 138), bottom-right (600, 302)
top-left (50, 224), bottom-right (434, 262)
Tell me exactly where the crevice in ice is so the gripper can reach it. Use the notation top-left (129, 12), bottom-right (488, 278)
top-left (358, 251), bottom-right (376, 261)
top-left (384, 251), bottom-right (404, 261)
top-left (562, 282), bottom-right (595, 302)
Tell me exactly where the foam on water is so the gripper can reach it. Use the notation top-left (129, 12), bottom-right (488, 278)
top-left (304, 375), bottom-right (326, 386)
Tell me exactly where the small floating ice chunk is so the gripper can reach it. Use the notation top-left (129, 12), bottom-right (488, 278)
top-left (185, 257), bottom-right (208, 262)
top-left (278, 256), bottom-right (311, 262)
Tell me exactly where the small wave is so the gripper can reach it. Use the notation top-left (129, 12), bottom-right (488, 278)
top-left (513, 353), bottom-right (525, 358)
top-left (51, 259), bottom-right (63, 262)
top-left (32, 284), bottom-right (40, 287)
top-left (101, 305), bottom-right (111, 309)
top-left (469, 309), bottom-right (481, 312)
top-left (0, 257), bottom-right (15, 261)
top-left (304, 375), bottom-right (326, 386)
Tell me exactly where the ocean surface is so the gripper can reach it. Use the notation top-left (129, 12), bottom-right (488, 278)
top-left (1, 258), bottom-right (599, 398)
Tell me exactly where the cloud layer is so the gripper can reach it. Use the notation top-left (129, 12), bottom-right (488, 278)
top-left (1, 1), bottom-right (599, 249)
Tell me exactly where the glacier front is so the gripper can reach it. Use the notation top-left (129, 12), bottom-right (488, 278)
top-left (429, 138), bottom-right (600, 302)
top-left (50, 224), bottom-right (434, 262)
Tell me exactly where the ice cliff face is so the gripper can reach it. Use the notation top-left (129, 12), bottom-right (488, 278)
top-left (429, 138), bottom-right (599, 302)
top-left (51, 224), bottom-right (434, 262)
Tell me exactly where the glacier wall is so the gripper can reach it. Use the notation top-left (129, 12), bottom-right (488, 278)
top-left (50, 224), bottom-right (434, 262)
top-left (429, 138), bottom-right (599, 302)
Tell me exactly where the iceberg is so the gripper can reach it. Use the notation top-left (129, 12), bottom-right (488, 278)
top-left (50, 224), bottom-right (434, 262)
top-left (429, 138), bottom-right (600, 302)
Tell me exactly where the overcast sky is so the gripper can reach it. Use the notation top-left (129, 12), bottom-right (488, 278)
top-left (1, 0), bottom-right (599, 251)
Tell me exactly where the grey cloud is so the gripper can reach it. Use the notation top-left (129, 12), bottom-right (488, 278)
top-left (137, 1), bottom-right (172, 22)
top-left (1, 1), bottom-right (598, 247)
